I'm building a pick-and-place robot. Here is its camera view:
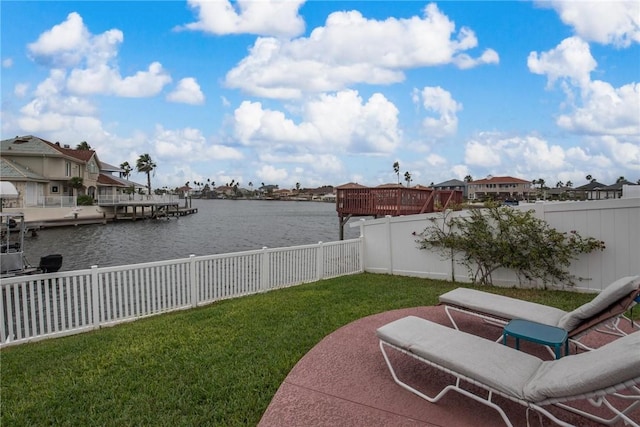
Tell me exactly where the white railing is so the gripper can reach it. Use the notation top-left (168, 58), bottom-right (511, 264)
top-left (96, 194), bottom-right (179, 205)
top-left (27, 196), bottom-right (76, 208)
top-left (0, 239), bottom-right (362, 347)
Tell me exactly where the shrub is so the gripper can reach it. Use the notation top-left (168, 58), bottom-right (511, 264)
top-left (77, 195), bottom-right (94, 206)
top-left (415, 203), bottom-right (605, 287)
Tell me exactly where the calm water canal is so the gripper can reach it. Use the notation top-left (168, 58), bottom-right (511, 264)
top-left (24, 199), bottom-right (363, 272)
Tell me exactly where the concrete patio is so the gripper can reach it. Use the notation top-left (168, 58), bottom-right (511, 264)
top-left (259, 305), bottom-right (639, 427)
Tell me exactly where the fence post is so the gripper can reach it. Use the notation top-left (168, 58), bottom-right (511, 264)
top-left (316, 241), bottom-right (324, 281)
top-left (261, 247), bottom-right (269, 291)
top-left (90, 265), bottom-right (100, 329)
top-left (386, 215), bottom-right (393, 274)
top-left (358, 219), bottom-right (366, 273)
top-left (189, 254), bottom-right (197, 308)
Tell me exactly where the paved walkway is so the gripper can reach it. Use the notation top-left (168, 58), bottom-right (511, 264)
top-left (259, 305), bottom-right (639, 427)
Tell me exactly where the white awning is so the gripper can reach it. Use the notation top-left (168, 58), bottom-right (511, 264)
top-left (0, 181), bottom-right (19, 199)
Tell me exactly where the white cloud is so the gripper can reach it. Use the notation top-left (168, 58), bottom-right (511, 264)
top-left (256, 164), bottom-right (289, 183)
top-left (28, 13), bottom-right (171, 98)
top-left (413, 86), bottom-right (462, 138)
top-left (14, 83), bottom-right (29, 97)
top-left (541, 0), bottom-right (640, 47)
top-left (556, 81), bottom-right (640, 136)
top-left (2, 58), bottom-right (13, 68)
top-left (232, 90), bottom-right (400, 155)
top-left (167, 78), bottom-right (205, 105)
top-left (465, 134), bottom-right (566, 172)
top-left (153, 125), bottom-right (243, 162)
top-left (27, 12), bottom-right (90, 67)
top-left (528, 36), bottom-right (596, 88)
top-left (225, 3), bottom-right (498, 98)
top-left (177, 0), bottom-right (305, 37)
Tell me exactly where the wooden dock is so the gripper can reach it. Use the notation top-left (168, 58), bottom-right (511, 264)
top-left (336, 185), bottom-right (463, 239)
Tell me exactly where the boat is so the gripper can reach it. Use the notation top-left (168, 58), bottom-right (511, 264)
top-left (1, 212), bottom-right (63, 278)
top-left (1, 181), bottom-right (62, 277)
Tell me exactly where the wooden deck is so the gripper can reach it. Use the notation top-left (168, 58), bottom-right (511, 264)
top-left (336, 187), bottom-right (463, 238)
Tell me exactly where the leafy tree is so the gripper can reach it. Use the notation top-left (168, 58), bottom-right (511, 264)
top-left (120, 161), bottom-right (132, 179)
top-left (295, 182), bottom-right (301, 193)
top-left (416, 203), bottom-right (605, 287)
top-left (404, 171), bottom-right (411, 187)
top-left (76, 141), bottom-right (91, 150)
top-left (136, 153), bottom-right (156, 194)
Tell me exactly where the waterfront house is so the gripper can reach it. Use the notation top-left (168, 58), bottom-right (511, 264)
top-left (0, 135), bottom-right (142, 207)
top-left (466, 175), bottom-right (532, 201)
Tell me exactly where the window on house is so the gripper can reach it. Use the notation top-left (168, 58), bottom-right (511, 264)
top-left (66, 162), bottom-right (71, 177)
top-left (51, 185), bottom-right (59, 193)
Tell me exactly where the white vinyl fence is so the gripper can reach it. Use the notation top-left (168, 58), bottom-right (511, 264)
top-left (0, 239), bottom-right (362, 347)
top-left (355, 198), bottom-right (640, 292)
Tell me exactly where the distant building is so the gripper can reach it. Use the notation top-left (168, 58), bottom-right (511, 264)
top-left (467, 175), bottom-right (532, 201)
top-left (432, 179), bottom-right (467, 198)
top-left (573, 180), bottom-right (638, 200)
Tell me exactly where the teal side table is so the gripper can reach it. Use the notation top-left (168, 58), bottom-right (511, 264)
top-left (503, 319), bottom-right (568, 359)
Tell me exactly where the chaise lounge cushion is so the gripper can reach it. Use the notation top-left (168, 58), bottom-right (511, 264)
top-left (376, 316), bottom-right (543, 399)
top-left (438, 288), bottom-right (567, 326)
top-left (523, 330), bottom-right (640, 402)
top-left (556, 276), bottom-right (640, 331)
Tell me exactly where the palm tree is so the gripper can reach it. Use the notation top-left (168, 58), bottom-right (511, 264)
top-left (120, 162), bottom-right (132, 180)
top-left (136, 153), bottom-right (156, 194)
top-left (393, 162), bottom-right (400, 184)
top-left (536, 178), bottom-right (546, 189)
top-left (295, 182), bottom-right (301, 193)
top-left (464, 175), bottom-right (473, 182)
top-left (76, 141), bottom-right (91, 150)
top-left (566, 180), bottom-right (573, 188)
top-left (68, 176), bottom-right (84, 196)
top-left (555, 181), bottom-right (564, 188)
top-left (404, 171), bottom-right (412, 187)
top-left (616, 176), bottom-right (626, 183)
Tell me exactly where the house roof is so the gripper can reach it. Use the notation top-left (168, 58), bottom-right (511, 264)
top-left (0, 157), bottom-right (49, 182)
top-left (376, 183), bottom-right (404, 188)
top-left (336, 182), bottom-right (367, 189)
top-left (1, 135), bottom-right (61, 156)
top-left (99, 161), bottom-right (123, 173)
top-left (601, 180), bottom-right (636, 190)
top-left (1, 135), bottom-right (98, 164)
top-left (470, 175), bottom-right (530, 184)
top-left (433, 179), bottom-right (465, 187)
top-left (575, 181), bottom-right (607, 191)
top-left (46, 141), bottom-right (96, 162)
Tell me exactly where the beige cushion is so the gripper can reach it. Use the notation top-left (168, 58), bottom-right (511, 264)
top-left (377, 316), bottom-right (543, 399)
top-left (523, 330), bottom-right (640, 402)
top-left (557, 276), bottom-right (640, 331)
top-left (439, 288), bottom-right (567, 326)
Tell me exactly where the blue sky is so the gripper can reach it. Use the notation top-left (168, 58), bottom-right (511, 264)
top-left (1, 1), bottom-right (639, 190)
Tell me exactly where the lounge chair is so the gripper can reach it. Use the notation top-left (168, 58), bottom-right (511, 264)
top-left (377, 316), bottom-right (640, 427)
top-left (438, 276), bottom-right (640, 349)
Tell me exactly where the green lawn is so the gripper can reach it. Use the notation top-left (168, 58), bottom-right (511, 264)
top-left (0, 273), bottom-right (598, 426)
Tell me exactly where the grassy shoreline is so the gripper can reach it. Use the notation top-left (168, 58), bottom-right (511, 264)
top-left (1, 273), bottom-right (598, 426)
